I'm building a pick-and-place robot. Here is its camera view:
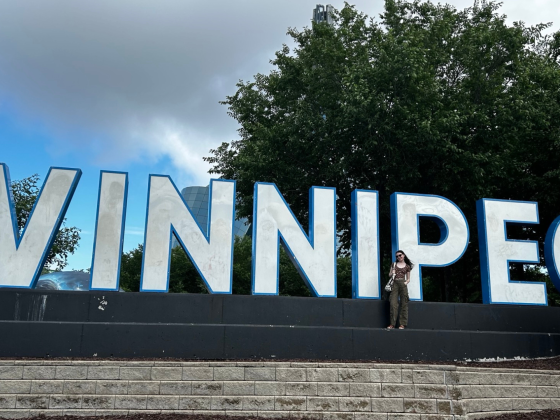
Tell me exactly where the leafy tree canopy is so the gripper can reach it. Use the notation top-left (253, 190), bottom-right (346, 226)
top-left (11, 174), bottom-right (81, 271)
top-left (206, 0), bottom-right (560, 303)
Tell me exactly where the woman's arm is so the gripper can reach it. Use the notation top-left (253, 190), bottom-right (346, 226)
top-left (388, 262), bottom-right (395, 277)
top-left (405, 266), bottom-right (410, 285)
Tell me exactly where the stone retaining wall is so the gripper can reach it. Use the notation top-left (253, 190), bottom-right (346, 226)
top-left (1, 361), bottom-right (560, 419)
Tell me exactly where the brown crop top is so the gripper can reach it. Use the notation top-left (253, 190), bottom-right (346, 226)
top-left (393, 264), bottom-right (411, 279)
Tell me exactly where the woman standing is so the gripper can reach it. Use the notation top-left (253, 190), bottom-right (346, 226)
top-left (387, 250), bottom-right (414, 329)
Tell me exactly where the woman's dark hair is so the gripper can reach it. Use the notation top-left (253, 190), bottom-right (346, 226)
top-left (395, 250), bottom-right (414, 269)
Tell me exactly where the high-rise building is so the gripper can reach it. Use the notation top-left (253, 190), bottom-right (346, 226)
top-left (313, 4), bottom-right (334, 24)
top-left (171, 185), bottom-right (250, 248)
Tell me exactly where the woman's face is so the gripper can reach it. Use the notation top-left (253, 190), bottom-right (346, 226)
top-left (396, 252), bottom-right (405, 263)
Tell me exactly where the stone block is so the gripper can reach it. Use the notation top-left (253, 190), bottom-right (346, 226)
top-left (307, 368), bottom-right (338, 382)
top-left (355, 414), bottom-right (390, 420)
top-left (276, 369), bottom-right (306, 382)
top-left (96, 381), bottom-right (128, 395)
top-left (0, 395), bottom-right (16, 409)
top-left (211, 396), bottom-right (243, 410)
top-left (402, 370), bottom-right (413, 384)
top-left (64, 381), bottom-right (96, 395)
top-left (339, 369), bottom-right (369, 383)
top-left (421, 415), bottom-right (453, 420)
top-left (307, 397), bottom-right (338, 411)
top-left (160, 381), bottom-right (192, 395)
top-left (317, 382), bottom-right (350, 396)
top-left (290, 411), bottom-right (323, 419)
top-left (412, 371), bottom-right (444, 385)
top-left (387, 414), bottom-right (421, 419)
top-left (151, 367), bottom-right (182, 381)
top-left (0, 410), bottom-right (29, 419)
top-left (119, 367), bottom-right (151, 381)
top-left (82, 396), bottom-right (115, 409)
top-left (435, 400), bottom-right (451, 415)
top-left (531, 398), bottom-right (552, 410)
top-left (370, 369), bottom-right (401, 383)
top-left (255, 382), bottom-right (286, 396)
top-left (49, 395), bottom-right (82, 409)
top-left (183, 367), bottom-right (214, 381)
top-left (242, 396), bottom-right (275, 411)
top-left (382, 384), bottom-right (415, 398)
top-left (274, 396), bottom-right (306, 411)
top-left (192, 381), bottom-right (223, 395)
top-left (55, 366), bottom-right (87, 380)
top-left (128, 380), bottom-right (160, 395)
top-left (371, 397), bottom-right (404, 413)
top-left (28, 409), bottom-right (63, 417)
top-left (339, 397), bottom-right (371, 412)
top-left (226, 410), bottom-right (258, 417)
top-left (403, 399), bottom-right (436, 414)
top-left (286, 382), bottom-right (317, 396)
top-left (22, 366), bottom-right (55, 380)
top-left (0, 380), bottom-right (31, 394)
top-left (95, 410), bottom-right (129, 416)
top-left (258, 410), bottom-right (290, 418)
top-left (245, 368), bottom-right (275, 381)
top-left (62, 410), bottom-right (97, 416)
top-left (16, 395), bottom-right (49, 409)
top-left (451, 400), bottom-right (466, 416)
top-left (114, 395), bottom-right (147, 409)
top-left (350, 383), bottom-right (381, 397)
top-left (179, 396), bottom-right (212, 410)
top-left (31, 380), bottom-right (63, 394)
top-left (323, 413), bottom-right (354, 420)
top-left (478, 398), bottom-right (512, 412)
top-left (88, 367), bottom-right (120, 380)
top-left (414, 385), bottom-right (447, 399)
top-left (224, 381), bottom-right (254, 396)
top-left (214, 367), bottom-right (245, 381)
top-left (147, 396), bottom-right (180, 410)
top-left (538, 386), bottom-right (558, 398)
top-left (529, 374), bottom-right (560, 386)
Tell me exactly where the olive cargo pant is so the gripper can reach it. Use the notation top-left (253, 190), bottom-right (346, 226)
top-left (389, 280), bottom-right (409, 326)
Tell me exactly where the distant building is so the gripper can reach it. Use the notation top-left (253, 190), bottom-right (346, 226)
top-left (313, 4), bottom-right (334, 24)
top-left (172, 185), bottom-right (250, 248)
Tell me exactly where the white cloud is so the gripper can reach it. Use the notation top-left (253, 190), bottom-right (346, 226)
top-left (0, 0), bottom-right (559, 183)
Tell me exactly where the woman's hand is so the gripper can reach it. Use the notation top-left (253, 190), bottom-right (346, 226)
top-left (405, 280), bottom-right (410, 285)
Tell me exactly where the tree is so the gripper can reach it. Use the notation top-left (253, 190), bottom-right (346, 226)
top-left (205, 1), bottom-right (560, 303)
top-left (11, 174), bottom-right (81, 271)
top-left (119, 237), bottom-right (354, 297)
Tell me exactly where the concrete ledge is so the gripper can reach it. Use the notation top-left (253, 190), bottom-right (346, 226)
top-left (0, 361), bottom-right (559, 419)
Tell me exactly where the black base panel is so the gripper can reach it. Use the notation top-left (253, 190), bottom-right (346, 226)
top-left (2, 289), bottom-right (560, 333)
top-left (1, 321), bottom-right (559, 361)
top-left (1, 289), bottom-right (560, 360)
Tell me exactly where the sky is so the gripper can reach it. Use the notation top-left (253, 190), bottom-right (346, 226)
top-left (1, 0), bottom-right (560, 271)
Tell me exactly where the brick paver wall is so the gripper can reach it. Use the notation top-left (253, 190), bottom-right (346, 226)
top-left (1, 361), bottom-right (559, 419)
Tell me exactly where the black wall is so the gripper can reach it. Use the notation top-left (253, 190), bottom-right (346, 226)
top-left (1, 289), bottom-right (559, 360)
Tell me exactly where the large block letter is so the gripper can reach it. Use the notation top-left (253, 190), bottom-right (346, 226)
top-left (252, 183), bottom-right (336, 297)
top-left (0, 164), bottom-right (81, 288)
top-left (391, 193), bottom-right (469, 301)
top-left (89, 171), bottom-right (128, 291)
top-left (545, 216), bottom-right (560, 291)
top-left (351, 190), bottom-right (381, 299)
top-left (141, 177), bottom-right (235, 293)
top-left (477, 199), bottom-right (546, 305)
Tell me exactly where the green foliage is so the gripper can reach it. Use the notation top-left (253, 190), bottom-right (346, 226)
top-left (205, 0), bottom-right (560, 303)
top-left (119, 237), bottom-right (353, 297)
top-left (11, 174), bottom-right (81, 271)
